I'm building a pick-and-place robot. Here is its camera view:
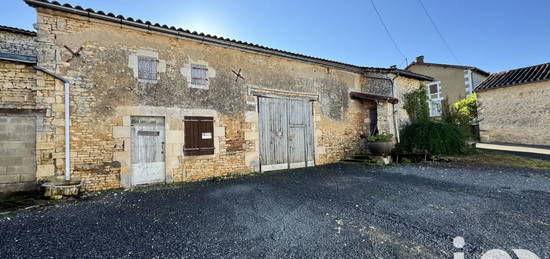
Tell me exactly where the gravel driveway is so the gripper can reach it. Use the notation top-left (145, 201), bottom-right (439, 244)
top-left (1, 163), bottom-right (549, 258)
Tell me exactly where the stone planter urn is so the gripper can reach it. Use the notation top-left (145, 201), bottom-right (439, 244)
top-left (365, 134), bottom-right (395, 156)
top-left (42, 181), bottom-right (82, 199)
top-left (367, 141), bottom-right (395, 156)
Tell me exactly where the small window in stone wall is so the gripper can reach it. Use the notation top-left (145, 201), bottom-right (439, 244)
top-left (138, 56), bottom-right (157, 80)
top-left (191, 64), bottom-right (208, 85)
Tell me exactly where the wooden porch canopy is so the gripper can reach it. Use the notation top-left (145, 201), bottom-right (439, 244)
top-left (349, 91), bottom-right (398, 104)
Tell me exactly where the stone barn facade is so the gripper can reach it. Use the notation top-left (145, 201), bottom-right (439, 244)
top-left (0, 0), bottom-right (431, 192)
top-left (476, 62), bottom-right (550, 146)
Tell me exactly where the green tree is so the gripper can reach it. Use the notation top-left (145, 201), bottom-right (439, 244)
top-left (403, 85), bottom-right (429, 122)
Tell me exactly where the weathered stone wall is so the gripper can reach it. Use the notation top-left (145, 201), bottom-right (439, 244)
top-left (0, 30), bottom-right (37, 56)
top-left (0, 60), bottom-right (60, 192)
top-left (33, 9), bottom-right (376, 191)
top-left (477, 81), bottom-right (550, 146)
top-left (361, 74), bottom-right (393, 97)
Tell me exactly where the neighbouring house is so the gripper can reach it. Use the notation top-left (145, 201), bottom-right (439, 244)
top-left (475, 62), bottom-right (550, 146)
top-left (406, 56), bottom-right (489, 117)
top-left (0, 0), bottom-right (432, 193)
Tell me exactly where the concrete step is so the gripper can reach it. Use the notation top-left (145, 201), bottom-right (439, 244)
top-left (341, 159), bottom-right (365, 163)
top-left (352, 154), bottom-right (372, 159)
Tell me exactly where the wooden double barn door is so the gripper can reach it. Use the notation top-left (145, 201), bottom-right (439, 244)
top-left (258, 97), bottom-right (314, 171)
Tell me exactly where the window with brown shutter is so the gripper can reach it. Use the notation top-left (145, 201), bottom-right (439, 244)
top-left (184, 116), bottom-right (215, 156)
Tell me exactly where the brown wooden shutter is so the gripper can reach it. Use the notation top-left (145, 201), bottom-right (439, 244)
top-left (184, 116), bottom-right (214, 156)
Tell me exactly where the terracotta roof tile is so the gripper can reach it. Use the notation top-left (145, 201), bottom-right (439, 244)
top-left (475, 62), bottom-right (550, 91)
top-left (23, 0), bottom-right (433, 81)
top-left (0, 25), bottom-right (36, 36)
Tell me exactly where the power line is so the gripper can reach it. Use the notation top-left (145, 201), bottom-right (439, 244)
top-left (417, 0), bottom-right (461, 64)
top-left (369, 0), bottom-right (407, 63)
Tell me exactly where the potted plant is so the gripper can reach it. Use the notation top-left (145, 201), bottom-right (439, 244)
top-left (366, 134), bottom-right (395, 156)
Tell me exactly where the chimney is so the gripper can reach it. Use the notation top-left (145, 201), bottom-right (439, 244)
top-left (416, 55), bottom-right (424, 64)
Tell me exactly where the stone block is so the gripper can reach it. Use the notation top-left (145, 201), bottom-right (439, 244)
top-left (245, 111), bottom-right (258, 123)
top-left (0, 175), bottom-right (20, 184)
top-left (36, 141), bottom-right (55, 150)
top-left (166, 157), bottom-right (179, 171)
top-left (244, 131), bottom-right (258, 141)
top-left (113, 152), bottom-right (130, 167)
top-left (37, 164), bottom-right (55, 178)
top-left (52, 119), bottom-right (64, 127)
top-left (52, 103), bottom-right (64, 112)
top-left (245, 152), bottom-right (259, 172)
top-left (120, 169), bottom-right (132, 188)
top-left (166, 130), bottom-right (184, 144)
top-left (315, 146), bottom-right (326, 155)
top-left (0, 157), bottom-right (23, 166)
top-left (214, 126), bottom-right (225, 138)
top-left (122, 116), bottom-right (131, 126)
top-left (112, 126), bottom-right (130, 138)
top-left (20, 174), bottom-right (36, 182)
top-left (166, 143), bottom-right (182, 157)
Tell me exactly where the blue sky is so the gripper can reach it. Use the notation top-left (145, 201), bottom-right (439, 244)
top-left (2, 0), bottom-right (550, 72)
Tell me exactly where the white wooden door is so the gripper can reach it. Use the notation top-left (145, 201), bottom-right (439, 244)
top-left (258, 98), bottom-right (289, 171)
top-left (131, 116), bottom-right (165, 185)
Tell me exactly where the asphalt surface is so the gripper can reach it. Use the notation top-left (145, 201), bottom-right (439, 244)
top-left (0, 163), bottom-right (549, 258)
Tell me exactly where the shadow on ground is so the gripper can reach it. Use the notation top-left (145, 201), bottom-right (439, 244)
top-left (0, 163), bottom-right (548, 258)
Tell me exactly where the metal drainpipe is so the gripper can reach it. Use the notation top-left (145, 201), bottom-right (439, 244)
top-left (33, 66), bottom-right (72, 181)
top-left (389, 74), bottom-right (401, 143)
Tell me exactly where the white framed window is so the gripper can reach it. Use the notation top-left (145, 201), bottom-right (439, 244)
top-left (426, 81), bottom-right (443, 117)
top-left (138, 56), bottom-right (157, 80)
top-left (191, 64), bottom-right (208, 86)
top-left (465, 70), bottom-right (474, 96)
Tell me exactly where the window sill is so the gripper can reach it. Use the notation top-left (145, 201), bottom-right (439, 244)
top-left (183, 154), bottom-right (216, 159)
top-left (138, 78), bottom-right (158, 84)
top-left (188, 83), bottom-right (209, 90)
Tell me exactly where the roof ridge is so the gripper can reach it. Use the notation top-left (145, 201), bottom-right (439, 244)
top-left (489, 62), bottom-right (550, 75)
top-left (406, 61), bottom-right (489, 75)
top-left (23, 0), bottom-right (434, 81)
top-left (0, 24), bottom-right (37, 36)
top-left (475, 62), bottom-right (550, 92)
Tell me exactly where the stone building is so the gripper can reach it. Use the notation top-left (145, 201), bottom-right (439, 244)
top-left (475, 62), bottom-right (550, 146)
top-left (0, 0), bottom-right (431, 192)
top-left (406, 56), bottom-right (489, 117)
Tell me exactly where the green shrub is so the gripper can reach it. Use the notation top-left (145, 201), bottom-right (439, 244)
top-left (443, 93), bottom-right (479, 139)
top-left (444, 93), bottom-right (478, 127)
top-left (397, 119), bottom-right (466, 155)
top-left (403, 85), bottom-right (429, 122)
top-left (367, 134), bottom-right (393, 142)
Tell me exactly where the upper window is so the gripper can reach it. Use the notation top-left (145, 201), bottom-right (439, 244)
top-left (138, 57), bottom-right (157, 80)
top-left (191, 64), bottom-right (208, 86)
top-left (428, 83), bottom-right (441, 99)
top-left (184, 116), bottom-right (215, 156)
top-left (426, 81), bottom-right (443, 117)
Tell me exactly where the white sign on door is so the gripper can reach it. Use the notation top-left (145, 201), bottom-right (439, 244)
top-left (201, 132), bottom-right (212, 139)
